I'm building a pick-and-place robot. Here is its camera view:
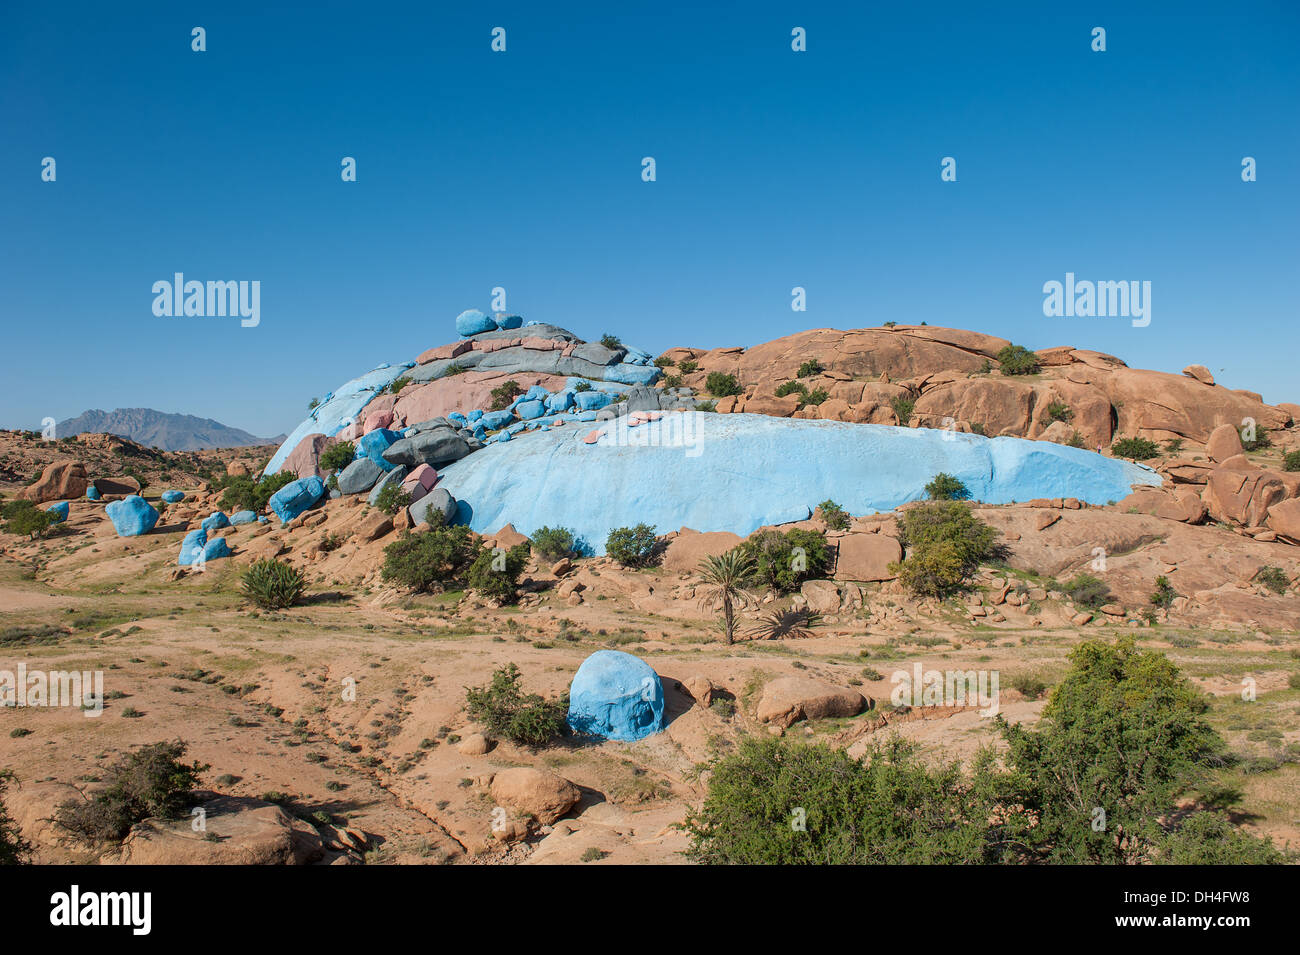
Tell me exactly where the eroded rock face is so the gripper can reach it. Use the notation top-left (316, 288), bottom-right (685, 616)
top-left (16, 461), bottom-right (88, 503)
top-left (756, 677), bottom-right (866, 728)
top-left (1206, 423), bottom-right (1244, 463)
top-left (834, 533), bottom-right (902, 581)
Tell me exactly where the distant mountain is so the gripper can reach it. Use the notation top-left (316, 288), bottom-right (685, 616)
top-left (56, 408), bottom-right (285, 452)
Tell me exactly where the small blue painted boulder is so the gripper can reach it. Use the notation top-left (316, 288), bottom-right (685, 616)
top-left (161, 490), bottom-right (186, 503)
top-left (44, 501), bottom-right (69, 523)
top-left (455, 308), bottom-right (495, 336)
top-left (494, 313), bottom-right (524, 329)
top-left (106, 496), bottom-right (159, 537)
top-left (355, 429), bottom-right (403, 471)
top-left (268, 476), bottom-right (326, 523)
top-left (86, 486), bottom-right (102, 500)
top-left (479, 409), bottom-right (514, 431)
top-left (574, 390), bottom-right (612, 411)
top-left (178, 528), bottom-right (207, 565)
top-left (201, 511), bottom-right (231, 532)
top-left (515, 400), bottom-right (546, 420)
top-left (567, 650), bottom-right (666, 741)
top-left (230, 510), bottom-right (258, 525)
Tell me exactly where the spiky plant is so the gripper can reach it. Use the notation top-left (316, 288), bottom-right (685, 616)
top-left (745, 608), bottom-right (823, 641)
top-left (696, 550), bottom-right (757, 645)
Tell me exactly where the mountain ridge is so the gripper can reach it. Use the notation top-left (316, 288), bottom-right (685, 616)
top-left (55, 407), bottom-right (285, 452)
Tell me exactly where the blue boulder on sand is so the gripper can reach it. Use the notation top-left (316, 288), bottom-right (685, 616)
top-left (106, 496), bottom-right (159, 537)
top-left (268, 476), bottom-right (326, 523)
top-left (567, 650), bottom-right (666, 741)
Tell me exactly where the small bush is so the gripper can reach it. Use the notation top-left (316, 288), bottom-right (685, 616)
top-left (599, 333), bottom-right (622, 350)
top-left (55, 741), bottom-right (207, 845)
top-left (678, 359), bottom-right (699, 374)
top-left (925, 472), bottom-right (969, 501)
top-left (219, 470), bottom-right (297, 513)
top-left (817, 500), bottom-right (850, 531)
top-left (1282, 450), bottom-right (1300, 472)
top-left (1241, 427), bottom-right (1271, 452)
top-left (465, 664), bottom-right (568, 748)
top-left (530, 526), bottom-right (577, 561)
top-left (1150, 575), bottom-right (1179, 610)
top-left (442, 363), bottom-right (467, 376)
top-left (796, 359), bottom-right (823, 378)
top-left (705, 372), bottom-right (743, 397)
top-left (2, 501), bottom-right (54, 540)
top-left (996, 344), bottom-right (1040, 376)
top-left (737, 528), bottom-right (832, 594)
top-left (465, 543), bottom-right (529, 603)
top-left (606, 524), bottom-right (660, 568)
top-left (1255, 567), bottom-right (1288, 594)
top-left (802, 387), bottom-right (828, 406)
top-left (653, 355), bottom-right (675, 368)
top-left (386, 376), bottom-right (411, 395)
top-left (1046, 401), bottom-right (1072, 423)
top-left (241, 558), bottom-right (306, 610)
top-left (890, 394), bottom-right (915, 424)
top-left (1112, 436), bottom-right (1161, 461)
top-left (574, 381), bottom-right (592, 393)
top-left (775, 381), bottom-right (806, 399)
top-left (381, 526), bottom-right (478, 592)
top-left (488, 380), bottom-right (523, 411)
top-left (892, 501), bottom-right (1001, 597)
top-left (373, 482), bottom-right (412, 516)
top-left (1063, 574), bottom-right (1111, 610)
top-left (0, 771), bottom-right (32, 864)
top-left (1067, 430), bottom-right (1086, 448)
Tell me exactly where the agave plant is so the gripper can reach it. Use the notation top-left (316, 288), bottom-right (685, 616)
top-left (695, 550), bottom-right (757, 645)
top-left (745, 608), bottom-right (823, 641)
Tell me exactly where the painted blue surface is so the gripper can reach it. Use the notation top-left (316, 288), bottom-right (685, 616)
top-left (567, 650), bottom-right (666, 741)
top-left (455, 308), bottom-right (494, 336)
top-left (201, 511), bottom-right (230, 532)
top-left (161, 490), bottom-right (185, 503)
top-left (86, 486), bottom-right (101, 500)
top-left (230, 510), bottom-right (258, 525)
top-left (355, 428), bottom-right (403, 470)
top-left (44, 501), bottom-right (69, 523)
top-left (436, 413), bottom-right (1160, 553)
top-left (268, 476), bottom-right (326, 523)
top-left (178, 528), bottom-right (207, 565)
top-left (105, 495), bottom-right (158, 537)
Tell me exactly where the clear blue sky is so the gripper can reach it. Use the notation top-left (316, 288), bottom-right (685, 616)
top-left (3, 1), bottom-right (1297, 437)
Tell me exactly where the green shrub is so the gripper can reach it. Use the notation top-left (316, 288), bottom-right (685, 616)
top-left (605, 524), bottom-right (660, 568)
top-left (653, 355), bottom-right (675, 368)
top-left (678, 359), bottom-right (699, 374)
top-left (1067, 430), bottom-right (1086, 448)
top-left (373, 482), bottom-right (412, 516)
top-left (442, 363), bottom-right (467, 376)
top-left (574, 381), bottom-right (592, 393)
top-left (465, 543), bottom-right (529, 603)
top-left (705, 372), bottom-right (743, 397)
top-left (530, 526), bottom-right (577, 560)
top-left (737, 528), bottom-right (832, 594)
top-left (924, 472), bottom-right (969, 501)
top-left (1046, 401), bottom-right (1072, 423)
top-left (890, 394), bottom-right (915, 423)
top-left (219, 470), bottom-right (297, 513)
top-left (817, 500), bottom-right (850, 531)
top-left (1063, 573), bottom-right (1111, 610)
top-left (969, 422), bottom-right (987, 436)
top-left (892, 501), bottom-right (1000, 597)
top-left (0, 771), bottom-right (32, 864)
top-left (802, 387), bottom-right (828, 406)
top-left (1158, 811), bottom-right (1287, 864)
top-left (386, 376), bottom-right (411, 395)
top-left (1241, 427), bottom-right (1271, 452)
top-left (996, 344), bottom-right (1040, 376)
top-left (318, 441), bottom-right (355, 472)
top-left (599, 334), bottom-right (622, 350)
top-left (796, 359), bottom-right (823, 378)
top-left (308, 398), bottom-right (319, 411)
top-left (1111, 436), bottom-right (1161, 461)
top-left (465, 664), bottom-right (568, 748)
top-left (1283, 450), bottom-right (1300, 472)
top-left (1256, 566), bottom-right (1289, 594)
top-left (381, 526), bottom-right (478, 593)
top-left (1150, 575), bottom-right (1179, 610)
top-left (241, 558), bottom-right (306, 610)
top-left (2, 501), bottom-right (54, 539)
top-left (55, 741), bottom-right (208, 845)
top-left (775, 381), bottom-right (806, 399)
top-left (488, 380), bottom-right (523, 411)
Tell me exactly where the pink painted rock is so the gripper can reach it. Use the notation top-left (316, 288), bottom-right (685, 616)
top-left (415, 340), bottom-right (473, 364)
top-left (362, 409), bottom-right (394, 434)
top-left (282, 433), bottom-right (339, 481)
top-left (582, 430), bottom-right (602, 444)
top-left (406, 463), bottom-right (438, 491)
top-left (392, 372), bottom-right (569, 424)
top-left (521, 337), bottom-right (563, 351)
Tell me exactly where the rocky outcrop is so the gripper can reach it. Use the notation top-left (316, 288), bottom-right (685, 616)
top-left (16, 461), bottom-right (88, 503)
top-left (489, 768), bottom-right (581, 825)
top-left (756, 676), bottom-right (867, 728)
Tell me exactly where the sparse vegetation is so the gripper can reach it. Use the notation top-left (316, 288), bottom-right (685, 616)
top-left (1149, 575), bottom-right (1179, 610)
top-left (1045, 401), bottom-right (1072, 423)
top-left (1111, 436), bottom-right (1161, 461)
top-left (599, 334), bottom-right (622, 350)
top-left (489, 380), bottom-right (523, 411)
top-left (1282, 450), bottom-right (1300, 472)
top-left (464, 664), bottom-right (568, 748)
top-left (218, 470), bottom-right (297, 513)
top-left (996, 344), bottom-right (1040, 376)
top-left (1241, 427), bottom-right (1271, 452)
top-left (1, 500), bottom-right (55, 539)
top-left (705, 372), bottom-right (743, 398)
top-left (890, 394), bottom-right (915, 424)
top-left (678, 359), bottom-right (699, 374)
top-left (1255, 566), bottom-right (1289, 594)
top-left (1062, 573), bottom-right (1112, 610)
top-left (0, 771), bottom-right (32, 864)
top-left (241, 558), bottom-right (306, 610)
top-left (796, 359), bottom-right (823, 378)
top-left (924, 472), bottom-right (969, 501)
top-left (605, 524), bottom-right (660, 568)
top-left (817, 499), bottom-right (850, 531)
top-left (373, 482), bottom-right (412, 516)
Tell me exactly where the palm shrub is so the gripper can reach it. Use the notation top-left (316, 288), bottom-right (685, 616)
top-left (695, 550), bottom-right (757, 645)
top-left (745, 608), bottom-right (822, 641)
top-left (465, 664), bottom-right (568, 748)
top-left (241, 558), bottom-right (306, 609)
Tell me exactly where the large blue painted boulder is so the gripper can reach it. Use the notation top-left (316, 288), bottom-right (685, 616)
top-left (515, 400), bottom-right (546, 420)
top-left (44, 501), bottom-right (69, 523)
top-left (456, 309), bottom-right (495, 336)
top-left (201, 511), bottom-right (231, 532)
top-left (436, 413), bottom-right (1161, 555)
top-left (106, 496), bottom-right (159, 537)
top-left (494, 313), bottom-right (523, 329)
top-left (198, 536), bottom-right (231, 564)
top-left (545, 390), bottom-right (575, 413)
top-left (230, 510), bottom-right (258, 525)
top-left (178, 528), bottom-right (208, 565)
top-left (479, 409), bottom-right (514, 431)
top-left (567, 650), bottom-right (666, 741)
top-left (355, 429), bottom-right (403, 471)
top-left (268, 476), bottom-right (326, 523)
top-left (574, 390), bottom-right (612, 411)
top-left (161, 490), bottom-right (186, 503)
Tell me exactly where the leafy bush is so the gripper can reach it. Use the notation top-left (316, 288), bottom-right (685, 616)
top-left (1283, 450), bottom-right (1300, 472)
top-left (1063, 573), bottom-right (1111, 610)
top-left (56, 741), bottom-right (208, 845)
top-left (892, 501), bottom-right (1000, 597)
top-left (465, 664), bottom-right (568, 748)
top-left (465, 543), bottom-right (529, 603)
top-left (1241, 426), bottom-right (1271, 452)
top-left (599, 333), bottom-right (622, 349)
top-left (924, 472), bottom-right (969, 501)
top-left (219, 470), bottom-right (297, 513)
top-left (373, 482), bottom-right (412, 516)
top-left (0, 771), bottom-right (32, 864)
top-left (1111, 436), bottom-right (1161, 461)
top-left (817, 500), bottom-right (850, 531)
top-left (653, 355), bottom-right (675, 368)
top-left (662, 374), bottom-right (684, 390)
top-left (318, 441), bottom-right (355, 473)
top-left (605, 524), bottom-right (660, 568)
top-left (796, 359), bottom-right (823, 378)
top-left (2, 501), bottom-right (54, 539)
top-left (573, 381), bottom-right (592, 393)
top-left (996, 344), bottom-right (1040, 376)
top-left (442, 363), bottom-right (467, 376)
top-left (386, 376), bottom-right (411, 395)
top-left (678, 359), bottom-right (699, 374)
top-left (1067, 430), bottom-right (1086, 448)
top-left (803, 387), bottom-right (828, 406)
top-left (488, 380), bottom-right (523, 411)
top-left (381, 526), bottom-right (478, 592)
top-left (775, 381), bottom-right (806, 399)
top-left (1158, 811), bottom-right (1287, 864)
top-left (705, 372), bottom-right (743, 397)
top-left (1046, 401), bottom-right (1072, 423)
top-left (1150, 575), bottom-right (1179, 610)
top-left (530, 526), bottom-right (576, 560)
top-left (241, 558), bottom-right (306, 609)
top-left (890, 394), bottom-right (915, 423)
top-left (1256, 566), bottom-right (1289, 594)
top-left (737, 528), bottom-right (832, 594)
